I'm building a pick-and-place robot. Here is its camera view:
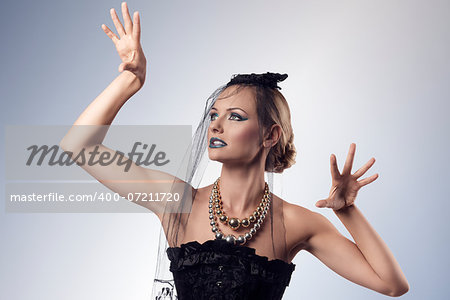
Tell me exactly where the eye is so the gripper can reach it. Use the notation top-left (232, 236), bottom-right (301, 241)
top-left (209, 112), bottom-right (247, 121)
top-left (209, 113), bottom-right (218, 121)
top-left (230, 113), bottom-right (243, 121)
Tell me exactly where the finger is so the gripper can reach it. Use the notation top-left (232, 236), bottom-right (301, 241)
top-left (353, 157), bottom-right (375, 179)
top-left (357, 173), bottom-right (379, 187)
top-left (315, 199), bottom-right (329, 208)
top-left (121, 2), bottom-right (133, 35)
top-left (342, 143), bottom-right (356, 175)
top-left (110, 8), bottom-right (126, 38)
top-left (101, 24), bottom-right (119, 43)
top-left (330, 154), bottom-right (340, 179)
top-left (132, 11), bottom-right (141, 41)
top-left (118, 62), bottom-right (129, 73)
top-left (118, 63), bottom-right (129, 73)
top-left (118, 58), bottom-right (136, 72)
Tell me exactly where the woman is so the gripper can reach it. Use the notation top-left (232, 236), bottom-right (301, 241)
top-left (60, 3), bottom-right (410, 299)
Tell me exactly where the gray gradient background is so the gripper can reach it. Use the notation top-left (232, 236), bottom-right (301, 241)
top-left (1, 0), bottom-right (449, 299)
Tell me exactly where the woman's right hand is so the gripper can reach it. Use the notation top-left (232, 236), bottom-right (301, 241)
top-left (101, 2), bottom-right (147, 88)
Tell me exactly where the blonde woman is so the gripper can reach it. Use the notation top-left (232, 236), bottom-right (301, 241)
top-left (60, 3), bottom-right (409, 299)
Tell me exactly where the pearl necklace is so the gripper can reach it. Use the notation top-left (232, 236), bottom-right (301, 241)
top-left (214, 178), bottom-right (269, 230)
top-left (209, 177), bottom-right (271, 245)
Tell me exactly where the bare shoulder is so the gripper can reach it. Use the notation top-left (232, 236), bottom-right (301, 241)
top-left (276, 195), bottom-right (329, 259)
top-left (282, 199), bottom-right (327, 231)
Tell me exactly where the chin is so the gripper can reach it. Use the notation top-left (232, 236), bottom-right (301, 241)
top-left (207, 150), bottom-right (223, 162)
top-left (208, 148), bottom-right (231, 162)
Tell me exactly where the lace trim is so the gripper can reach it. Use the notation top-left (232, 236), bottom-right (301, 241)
top-left (166, 239), bottom-right (296, 285)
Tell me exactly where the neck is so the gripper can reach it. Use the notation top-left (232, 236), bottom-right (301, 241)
top-left (216, 163), bottom-right (267, 216)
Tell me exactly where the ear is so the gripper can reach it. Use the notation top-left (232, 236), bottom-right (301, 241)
top-left (263, 124), bottom-right (282, 148)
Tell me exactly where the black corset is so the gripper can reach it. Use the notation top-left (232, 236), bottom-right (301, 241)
top-left (166, 239), bottom-right (296, 300)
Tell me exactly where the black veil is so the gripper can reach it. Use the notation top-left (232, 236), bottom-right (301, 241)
top-left (151, 73), bottom-right (291, 299)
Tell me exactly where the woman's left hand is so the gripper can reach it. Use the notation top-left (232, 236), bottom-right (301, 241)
top-left (315, 143), bottom-right (379, 211)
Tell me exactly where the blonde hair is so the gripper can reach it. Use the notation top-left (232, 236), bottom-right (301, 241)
top-left (263, 88), bottom-right (297, 173)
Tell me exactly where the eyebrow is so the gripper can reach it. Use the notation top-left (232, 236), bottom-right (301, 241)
top-left (210, 107), bottom-right (248, 114)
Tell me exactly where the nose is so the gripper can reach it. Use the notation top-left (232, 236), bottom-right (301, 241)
top-left (210, 116), bottom-right (224, 134)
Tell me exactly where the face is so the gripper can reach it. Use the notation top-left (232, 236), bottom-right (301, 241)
top-left (207, 86), bottom-right (265, 167)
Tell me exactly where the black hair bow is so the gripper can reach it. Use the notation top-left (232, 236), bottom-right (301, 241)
top-left (226, 72), bottom-right (288, 90)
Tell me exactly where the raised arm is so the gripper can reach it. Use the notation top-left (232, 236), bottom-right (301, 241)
top-left (59, 2), bottom-right (191, 221)
top-left (305, 206), bottom-right (409, 297)
top-left (308, 143), bottom-right (409, 296)
top-left (286, 143), bottom-right (409, 297)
